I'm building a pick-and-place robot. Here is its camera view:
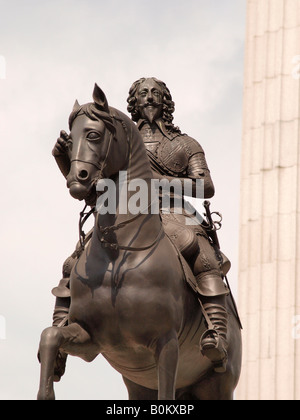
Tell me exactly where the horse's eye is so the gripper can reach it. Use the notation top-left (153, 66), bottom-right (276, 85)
top-left (87, 132), bottom-right (101, 141)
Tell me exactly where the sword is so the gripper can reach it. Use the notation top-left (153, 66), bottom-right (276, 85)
top-left (202, 200), bottom-right (243, 330)
top-left (203, 200), bottom-right (222, 250)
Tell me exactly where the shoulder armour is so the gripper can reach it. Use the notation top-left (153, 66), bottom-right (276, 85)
top-left (182, 136), bottom-right (204, 158)
top-left (156, 135), bottom-right (206, 177)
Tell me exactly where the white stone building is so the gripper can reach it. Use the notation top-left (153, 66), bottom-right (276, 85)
top-left (237, 0), bottom-right (300, 400)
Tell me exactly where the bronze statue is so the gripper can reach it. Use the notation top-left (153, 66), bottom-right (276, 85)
top-left (37, 83), bottom-right (242, 400)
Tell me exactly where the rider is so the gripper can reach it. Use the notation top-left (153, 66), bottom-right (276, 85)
top-left (50, 78), bottom-right (230, 376)
top-left (127, 77), bottom-right (229, 373)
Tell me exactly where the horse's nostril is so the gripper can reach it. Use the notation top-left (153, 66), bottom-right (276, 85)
top-left (78, 169), bottom-right (89, 180)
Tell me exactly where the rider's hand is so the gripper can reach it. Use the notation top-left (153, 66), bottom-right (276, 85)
top-left (52, 130), bottom-right (70, 157)
top-left (52, 130), bottom-right (71, 178)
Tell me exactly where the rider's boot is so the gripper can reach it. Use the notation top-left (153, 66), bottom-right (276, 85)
top-left (199, 295), bottom-right (228, 373)
top-left (50, 255), bottom-right (75, 382)
top-left (52, 296), bottom-right (70, 382)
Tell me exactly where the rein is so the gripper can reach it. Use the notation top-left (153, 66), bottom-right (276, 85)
top-left (97, 201), bottom-right (163, 252)
top-left (78, 204), bottom-right (96, 251)
top-left (98, 224), bottom-right (163, 252)
top-left (78, 202), bottom-right (163, 254)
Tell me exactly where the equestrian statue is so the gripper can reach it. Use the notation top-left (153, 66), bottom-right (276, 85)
top-left (37, 80), bottom-right (242, 400)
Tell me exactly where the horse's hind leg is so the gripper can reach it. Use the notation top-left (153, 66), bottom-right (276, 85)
top-left (122, 376), bottom-right (158, 400)
top-left (191, 371), bottom-right (235, 400)
top-left (37, 323), bottom-right (91, 400)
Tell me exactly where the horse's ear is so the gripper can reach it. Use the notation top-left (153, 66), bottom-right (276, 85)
top-left (93, 83), bottom-right (110, 114)
top-left (72, 99), bottom-right (81, 113)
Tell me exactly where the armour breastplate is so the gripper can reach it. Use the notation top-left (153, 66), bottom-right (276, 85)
top-left (140, 122), bottom-right (189, 176)
top-left (157, 136), bottom-right (189, 176)
top-left (140, 123), bottom-right (161, 157)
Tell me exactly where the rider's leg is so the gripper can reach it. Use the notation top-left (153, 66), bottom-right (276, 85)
top-left (53, 295), bottom-right (70, 325)
top-left (49, 232), bottom-right (93, 381)
top-left (50, 255), bottom-right (75, 381)
top-left (51, 249), bottom-right (80, 325)
top-left (51, 231), bottom-right (93, 327)
top-left (192, 235), bottom-right (229, 373)
top-left (198, 293), bottom-right (228, 373)
top-left (161, 212), bottom-right (229, 373)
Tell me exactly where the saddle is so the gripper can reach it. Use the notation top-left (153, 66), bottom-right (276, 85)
top-left (162, 215), bottom-right (201, 297)
top-left (161, 212), bottom-right (199, 261)
top-left (161, 212), bottom-right (231, 293)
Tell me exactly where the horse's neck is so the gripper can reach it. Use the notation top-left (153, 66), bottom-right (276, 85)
top-left (120, 111), bottom-right (153, 182)
top-left (96, 113), bottom-right (160, 239)
top-left (97, 173), bottom-right (156, 229)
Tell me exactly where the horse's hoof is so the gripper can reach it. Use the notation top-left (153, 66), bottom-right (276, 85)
top-left (37, 390), bottom-right (55, 400)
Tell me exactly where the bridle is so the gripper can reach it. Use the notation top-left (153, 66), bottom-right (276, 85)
top-left (70, 129), bottom-right (114, 181)
top-left (75, 115), bottom-right (163, 253)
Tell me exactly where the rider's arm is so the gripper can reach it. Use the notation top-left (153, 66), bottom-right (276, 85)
top-left (151, 137), bottom-right (215, 199)
top-left (52, 130), bottom-right (71, 179)
top-left (186, 154), bottom-right (215, 199)
top-left (152, 170), bottom-right (214, 199)
top-left (185, 136), bottom-right (215, 199)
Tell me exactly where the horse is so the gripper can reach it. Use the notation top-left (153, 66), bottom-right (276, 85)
top-left (37, 84), bottom-right (242, 400)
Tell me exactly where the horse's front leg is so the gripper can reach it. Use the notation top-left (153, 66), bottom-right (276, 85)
top-left (37, 323), bottom-right (91, 400)
top-left (155, 330), bottom-right (179, 400)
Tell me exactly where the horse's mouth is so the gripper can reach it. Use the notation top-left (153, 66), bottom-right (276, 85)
top-left (69, 182), bottom-right (97, 206)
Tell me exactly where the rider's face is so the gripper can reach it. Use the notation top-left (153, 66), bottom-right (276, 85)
top-left (136, 79), bottom-right (163, 123)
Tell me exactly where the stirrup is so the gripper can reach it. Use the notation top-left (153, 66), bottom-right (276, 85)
top-left (200, 329), bottom-right (228, 373)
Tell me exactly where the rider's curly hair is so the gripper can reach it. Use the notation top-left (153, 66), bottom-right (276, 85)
top-left (127, 77), bottom-right (181, 134)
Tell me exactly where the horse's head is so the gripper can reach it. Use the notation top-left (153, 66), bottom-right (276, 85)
top-left (66, 84), bottom-right (128, 205)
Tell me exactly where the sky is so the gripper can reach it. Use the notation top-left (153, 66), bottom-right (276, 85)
top-left (0, 0), bottom-right (246, 400)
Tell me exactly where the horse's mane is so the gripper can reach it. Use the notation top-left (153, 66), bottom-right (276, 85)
top-left (68, 102), bottom-right (116, 134)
